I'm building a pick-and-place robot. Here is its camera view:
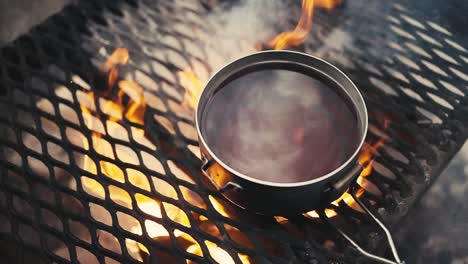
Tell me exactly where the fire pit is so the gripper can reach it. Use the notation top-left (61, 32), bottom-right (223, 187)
top-left (0, 0), bottom-right (466, 263)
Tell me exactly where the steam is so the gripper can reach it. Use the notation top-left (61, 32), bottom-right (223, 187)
top-left (224, 71), bottom-right (332, 183)
top-left (201, 0), bottom-right (290, 70)
top-left (202, 70), bottom-right (359, 183)
top-left (195, 1), bottom-right (362, 183)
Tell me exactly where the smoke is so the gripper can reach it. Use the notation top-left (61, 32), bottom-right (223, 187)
top-left (0, 0), bottom-right (70, 44)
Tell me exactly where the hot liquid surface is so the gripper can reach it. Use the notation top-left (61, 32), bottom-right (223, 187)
top-left (201, 69), bottom-right (360, 183)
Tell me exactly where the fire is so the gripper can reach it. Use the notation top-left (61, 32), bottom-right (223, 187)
top-left (268, 0), bottom-right (341, 50)
top-left (179, 68), bottom-right (205, 110)
top-left (79, 48), bottom-right (247, 262)
top-left (103, 48), bottom-right (129, 90)
top-left (79, 48), bottom-right (195, 258)
top-left (81, 48), bottom-right (150, 205)
top-left (177, 0), bottom-right (343, 110)
top-left (187, 241), bottom-right (250, 264)
top-left (69, 0), bottom-right (368, 259)
top-left (305, 118), bottom-right (390, 219)
top-left (315, 0), bottom-right (342, 10)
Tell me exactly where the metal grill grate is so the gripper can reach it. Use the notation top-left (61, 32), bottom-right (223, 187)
top-left (0, 0), bottom-right (466, 263)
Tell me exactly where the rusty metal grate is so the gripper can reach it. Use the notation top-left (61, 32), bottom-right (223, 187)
top-left (0, 0), bottom-right (466, 263)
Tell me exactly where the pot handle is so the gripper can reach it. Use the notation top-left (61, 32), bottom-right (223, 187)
top-left (320, 184), bottom-right (404, 264)
top-left (324, 164), bottom-right (363, 202)
top-left (201, 155), bottom-right (243, 193)
top-left (333, 164), bottom-right (364, 192)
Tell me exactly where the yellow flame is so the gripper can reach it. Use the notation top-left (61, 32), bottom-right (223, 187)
top-left (78, 0), bottom-right (345, 257)
top-left (80, 48), bottom-right (146, 167)
top-left (103, 48), bottom-right (129, 90)
top-left (315, 0), bottom-right (342, 10)
top-left (79, 48), bottom-right (205, 261)
top-left (118, 80), bottom-right (146, 124)
top-left (209, 195), bottom-right (233, 218)
top-left (179, 68), bottom-right (204, 110)
top-left (269, 0), bottom-right (315, 50)
top-left (187, 241), bottom-right (250, 264)
top-left (177, 1), bottom-right (342, 112)
top-left (306, 131), bottom-right (388, 219)
top-left (268, 0), bottom-right (341, 50)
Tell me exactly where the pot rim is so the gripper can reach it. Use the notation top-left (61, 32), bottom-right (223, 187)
top-left (195, 50), bottom-right (368, 187)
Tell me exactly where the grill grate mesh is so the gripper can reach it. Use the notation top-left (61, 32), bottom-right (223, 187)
top-left (0, 0), bottom-right (466, 263)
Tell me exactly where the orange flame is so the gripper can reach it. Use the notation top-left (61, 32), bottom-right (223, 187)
top-left (76, 3), bottom-right (353, 259)
top-left (118, 80), bottom-right (146, 124)
top-left (79, 49), bottom-right (246, 262)
top-left (179, 68), bottom-right (205, 110)
top-left (79, 49), bottom-right (195, 257)
top-left (315, 0), bottom-right (343, 10)
top-left (305, 117), bottom-right (390, 219)
top-left (268, 0), bottom-right (341, 50)
top-left (178, 0), bottom-right (342, 111)
top-left (103, 48), bottom-right (129, 90)
top-left (76, 0), bottom-right (349, 256)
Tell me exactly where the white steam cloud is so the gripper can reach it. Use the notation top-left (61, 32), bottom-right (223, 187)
top-left (199, 0), bottom-right (289, 71)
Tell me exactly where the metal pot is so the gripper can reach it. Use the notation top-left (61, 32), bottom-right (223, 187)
top-left (195, 50), bottom-right (404, 264)
top-left (195, 50), bottom-right (368, 216)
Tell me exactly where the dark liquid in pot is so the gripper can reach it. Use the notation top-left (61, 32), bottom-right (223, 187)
top-left (201, 69), bottom-right (361, 183)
